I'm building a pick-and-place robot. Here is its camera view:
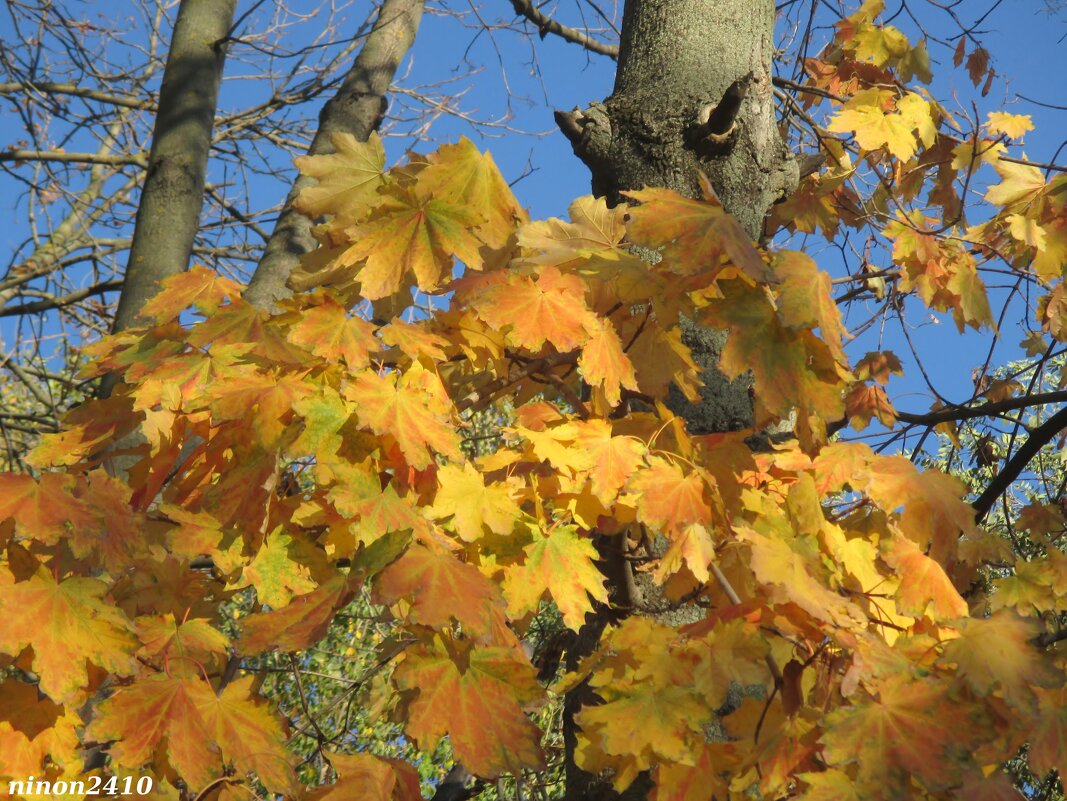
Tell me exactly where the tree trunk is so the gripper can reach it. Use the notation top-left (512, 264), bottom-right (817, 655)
top-left (244, 0), bottom-right (425, 310)
top-left (558, 2), bottom-right (797, 798)
top-left (98, 0), bottom-right (235, 408)
top-left (109, 0), bottom-right (236, 335)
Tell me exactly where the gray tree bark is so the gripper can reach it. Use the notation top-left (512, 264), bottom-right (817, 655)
top-left (557, 2), bottom-right (797, 799)
top-left (97, 0), bottom-right (235, 406)
top-left (109, 0), bottom-right (237, 335)
top-left (243, 0), bottom-right (425, 310)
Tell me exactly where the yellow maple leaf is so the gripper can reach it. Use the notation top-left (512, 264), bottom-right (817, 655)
top-left (430, 462), bottom-right (522, 542)
top-left (579, 318), bottom-right (638, 407)
top-left (503, 524), bottom-right (608, 630)
top-left (518, 195), bottom-right (628, 267)
top-left (986, 111), bottom-right (1034, 139)
top-left (338, 188), bottom-right (485, 300)
top-left (414, 137), bottom-right (527, 268)
top-left (827, 89), bottom-right (935, 161)
top-left (941, 611), bottom-right (1055, 708)
top-left (293, 131), bottom-right (386, 223)
top-left (985, 158), bottom-right (1046, 209)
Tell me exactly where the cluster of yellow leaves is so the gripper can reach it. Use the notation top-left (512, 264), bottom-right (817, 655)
top-left (1, 105), bottom-right (1066, 801)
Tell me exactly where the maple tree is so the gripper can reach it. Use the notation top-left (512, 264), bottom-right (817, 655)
top-left (3, 1), bottom-right (1067, 801)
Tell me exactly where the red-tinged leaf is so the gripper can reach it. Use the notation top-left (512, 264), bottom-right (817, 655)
top-left (195, 676), bottom-right (298, 795)
top-left (86, 674), bottom-right (219, 791)
top-left (347, 365), bottom-right (460, 470)
top-left (288, 295), bottom-right (379, 367)
top-left (854, 351), bottom-right (904, 385)
top-left (503, 524), bottom-right (608, 630)
top-left (955, 771), bottom-right (1028, 801)
top-left (0, 679), bottom-right (81, 777)
top-left (393, 639), bottom-right (545, 777)
top-left (414, 137), bottom-right (527, 267)
top-left (308, 752), bottom-right (422, 801)
top-left (579, 318), bottom-right (638, 407)
top-left (136, 614), bottom-right (230, 662)
top-left (141, 264), bottom-right (243, 323)
top-left (374, 545), bottom-right (510, 642)
top-left (624, 184), bottom-right (771, 282)
top-left (293, 131), bottom-right (386, 222)
top-left (430, 462), bottom-right (523, 542)
top-left (186, 299), bottom-right (266, 347)
top-left (68, 471), bottom-right (149, 571)
top-left (953, 37), bottom-right (966, 67)
top-left (474, 265), bottom-right (599, 351)
top-left (845, 383), bottom-right (897, 430)
top-left (629, 457), bottom-right (712, 536)
top-left (0, 567), bottom-right (137, 703)
top-left (966, 46), bottom-right (989, 86)
top-left (0, 472), bottom-right (89, 542)
top-left (821, 675), bottom-right (972, 790)
top-left (940, 611), bottom-right (1055, 707)
top-left (653, 743), bottom-right (738, 801)
top-left (237, 573), bottom-right (355, 655)
top-left (338, 188), bottom-right (485, 299)
top-left (708, 280), bottom-right (846, 422)
top-left (881, 534), bottom-right (968, 619)
top-left (1029, 686), bottom-right (1067, 779)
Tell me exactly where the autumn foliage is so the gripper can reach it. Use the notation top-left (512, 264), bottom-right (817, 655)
top-left (3, 3), bottom-right (1067, 800)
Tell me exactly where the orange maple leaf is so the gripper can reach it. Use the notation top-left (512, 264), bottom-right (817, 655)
top-left (0, 567), bottom-right (137, 703)
top-left (624, 183), bottom-right (771, 283)
top-left (881, 534), bottom-right (968, 619)
top-left (375, 545), bottom-right (512, 644)
top-left (474, 265), bottom-right (598, 351)
top-left (579, 318), bottom-right (638, 407)
top-left (629, 457), bottom-right (713, 536)
top-left (195, 675), bottom-right (298, 795)
top-left (393, 638), bottom-right (545, 777)
top-left (86, 674), bottom-right (219, 791)
top-left (310, 752), bottom-right (423, 801)
top-left (237, 573), bottom-right (356, 655)
top-left (288, 294), bottom-right (379, 367)
top-left (346, 365), bottom-right (461, 470)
